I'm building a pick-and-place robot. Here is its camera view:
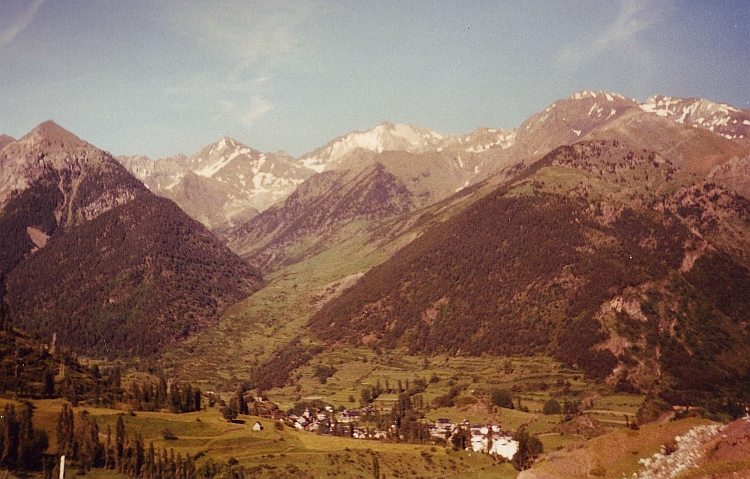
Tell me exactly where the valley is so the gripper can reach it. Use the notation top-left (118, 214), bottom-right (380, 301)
top-left (2, 90), bottom-right (750, 478)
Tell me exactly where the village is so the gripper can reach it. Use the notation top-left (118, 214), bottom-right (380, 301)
top-left (282, 406), bottom-right (520, 460)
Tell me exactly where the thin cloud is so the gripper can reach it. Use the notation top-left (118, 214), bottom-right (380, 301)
top-left (240, 95), bottom-right (273, 127)
top-left (558, 0), bottom-right (666, 68)
top-left (0, 0), bottom-right (45, 48)
top-left (167, 1), bottom-right (309, 128)
top-left (170, 1), bottom-right (309, 71)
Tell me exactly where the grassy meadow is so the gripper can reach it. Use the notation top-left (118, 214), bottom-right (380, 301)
top-left (15, 398), bottom-right (518, 479)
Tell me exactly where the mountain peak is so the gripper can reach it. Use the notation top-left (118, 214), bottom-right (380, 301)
top-left (568, 90), bottom-right (634, 103)
top-left (299, 122), bottom-right (446, 173)
top-left (20, 120), bottom-right (89, 151)
top-left (639, 95), bottom-right (750, 140)
top-left (0, 134), bottom-right (15, 150)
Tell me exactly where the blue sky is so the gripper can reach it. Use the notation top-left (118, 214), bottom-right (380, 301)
top-left (1, 0), bottom-right (749, 158)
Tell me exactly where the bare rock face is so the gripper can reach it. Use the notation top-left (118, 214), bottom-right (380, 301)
top-left (118, 137), bottom-right (313, 228)
top-left (0, 135), bottom-right (14, 150)
top-left (0, 120), bottom-right (148, 227)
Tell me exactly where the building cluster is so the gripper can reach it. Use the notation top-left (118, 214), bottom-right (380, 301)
top-left (283, 408), bottom-right (518, 460)
top-left (430, 418), bottom-right (519, 459)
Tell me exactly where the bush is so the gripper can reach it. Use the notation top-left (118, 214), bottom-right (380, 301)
top-left (542, 399), bottom-right (561, 415)
top-left (490, 389), bottom-right (514, 409)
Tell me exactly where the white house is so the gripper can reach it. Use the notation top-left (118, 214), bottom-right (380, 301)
top-left (253, 421), bottom-right (263, 431)
top-left (489, 437), bottom-right (519, 460)
top-left (470, 433), bottom-right (518, 460)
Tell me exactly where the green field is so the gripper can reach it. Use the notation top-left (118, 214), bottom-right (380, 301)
top-left (19, 399), bottom-right (519, 479)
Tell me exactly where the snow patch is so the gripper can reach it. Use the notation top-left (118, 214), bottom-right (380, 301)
top-left (196, 151), bottom-right (238, 177)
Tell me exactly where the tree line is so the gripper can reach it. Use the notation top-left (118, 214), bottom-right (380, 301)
top-left (55, 403), bottom-right (198, 478)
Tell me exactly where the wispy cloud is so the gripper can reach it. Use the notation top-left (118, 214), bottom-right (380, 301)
top-left (167, 1), bottom-right (311, 128)
top-left (240, 95), bottom-right (273, 127)
top-left (558, 0), bottom-right (667, 68)
top-left (172, 1), bottom-right (309, 70)
top-left (0, 0), bottom-right (45, 48)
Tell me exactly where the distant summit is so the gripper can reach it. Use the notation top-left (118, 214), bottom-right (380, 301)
top-left (0, 134), bottom-right (14, 150)
top-left (299, 122), bottom-right (446, 173)
top-left (118, 136), bottom-right (313, 228)
top-left (12, 120), bottom-right (90, 154)
top-left (640, 95), bottom-right (750, 140)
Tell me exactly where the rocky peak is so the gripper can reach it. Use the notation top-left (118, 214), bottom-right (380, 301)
top-left (299, 122), bottom-right (446, 173)
top-left (0, 121), bottom-right (146, 222)
top-left (17, 120), bottom-right (89, 152)
top-left (0, 135), bottom-right (15, 151)
top-left (640, 95), bottom-right (750, 140)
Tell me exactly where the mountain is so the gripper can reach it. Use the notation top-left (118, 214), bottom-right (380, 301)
top-left (219, 123), bottom-right (509, 270)
top-left (298, 121), bottom-right (521, 191)
top-left (0, 121), bottom-right (147, 224)
top-left (223, 163), bottom-right (415, 269)
top-left (118, 137), bottom-right (313, 228)
top-left (222, 91), bottom-right (750, 277)
top-left (299, 121), bottom-right (446, 173)
top-left (0, 122), bottom-right (263, 356)
top-left (0, 135), bottom-right (14, 151)
top-left (640, 94), bottom-right (750, 141)
top-left (309, 130), bottom-right (750, 402)
top-left (0, 121), bottom-right (149, 276)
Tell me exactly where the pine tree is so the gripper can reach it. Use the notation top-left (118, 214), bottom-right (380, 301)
top-left (17, 401), bottom-right (34, 469)
top-left (235, 385), bottom-right (248, 415)
top-left (134, 434), bottom-right (144, 478)
top-left (115, 414), bottom-right (126, 472)
top-left (194, 387), bottom-right (202, 412)
top-left (75, 410), bottom-right (99, 471)
top-left (56, 403), bottom-right (75, 458)
top-left (42, 370), bottom-right (55, 398)
top-left (1, 403), bottom-right (19, 469)
top-left (145, 441), bottom-right (155, 479)
top-left (105, 424), bottom-right (114, 469)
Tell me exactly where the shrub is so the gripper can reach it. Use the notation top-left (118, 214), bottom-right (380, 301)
top-left (542, 399), bottom-right (561, 415)
top-left (490, 389), bottom-right (514, 409)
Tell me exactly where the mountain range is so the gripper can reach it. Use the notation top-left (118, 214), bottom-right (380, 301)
top-left (118, 92), bottom-right (750, 234)
top-left (3, 90), bottom-right (750, 401)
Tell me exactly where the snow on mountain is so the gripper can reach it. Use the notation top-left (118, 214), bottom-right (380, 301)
top-left (299, 122), bottom-right (446, 173)
top-left (118, 137), bottom-right (314, 228)
top-left (438, 127), bottom-right (517, 154)
top-left (117, 90), bottom-right (749, 229)
top-left (640, 95), bottom-right (750, 140)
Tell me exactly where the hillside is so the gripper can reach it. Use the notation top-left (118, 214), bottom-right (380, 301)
top-left (0, 122), bottom-right (263, 357)
top-left (224, 163), bottom-right (415, 270)
top-left (5, 194), bottom-right (262, 357)
top-left (0, 121), bottom-right (149, 277)
top-left (154, 91), bottom-right (750, 394)
top-left (309, 139), bottom-right (750, 402)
